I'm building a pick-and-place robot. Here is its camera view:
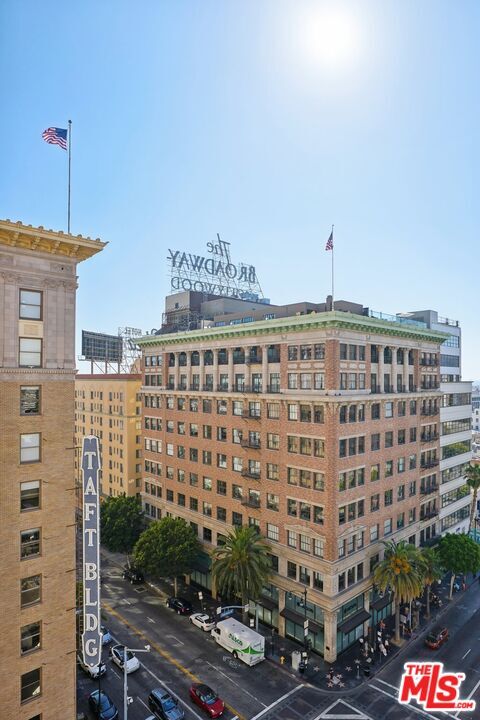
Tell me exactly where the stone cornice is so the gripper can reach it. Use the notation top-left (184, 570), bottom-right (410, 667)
top-left (0, 219), bottom-right (106, 262)
top-left (137, 311), bottom-right (448, 348)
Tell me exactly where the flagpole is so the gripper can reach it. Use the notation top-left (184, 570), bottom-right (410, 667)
top-left (67, 119), bottom-right (72, 234)
top-left (331, 224), bottom-right (334, 311)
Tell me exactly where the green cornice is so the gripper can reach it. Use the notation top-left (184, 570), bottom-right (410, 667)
top-left (137, 311), bottom-right (448, 348)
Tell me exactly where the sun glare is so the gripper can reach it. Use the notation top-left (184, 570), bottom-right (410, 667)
top-left (302, 7), bottom-right (361, 70)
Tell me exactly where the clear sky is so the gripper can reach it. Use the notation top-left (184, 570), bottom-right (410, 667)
top-left (1, 1), bottom-right (478, 379)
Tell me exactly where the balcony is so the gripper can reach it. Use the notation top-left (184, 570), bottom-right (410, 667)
top-left (189, 384), bottom-right (200, 391)
top-left (241, 470), bottom-right (261, 481)
top-left (420, 459), bottom-right (439, 470)
top-left (217, 384), bottom-right (230, 392)
top-left (420, 359), bottom-right (438, 367)
top-left (167, 383), bottom-right (175, 390)
top-left (421, 433), bottom-right (438, 443)
top-left (178, 383), bottom-right (187, 390)
top-left (241, 498), bottom-right (261, 509)
top-left (242, 410), bottom-right (261, 420)
top-left (420, 484), bottom-right (438, 496)
top-left (202, 384), bottom-right (214, 392)
top-left (241, 439), bottom-right (261, 450)
top-left (420, 510), bottom-right (439, 521)
top-left (420, 383), bottom-right (440, 391)
top-left (246, 356), bottom-right (262, 364)
top-left (421, 407), bottom-right (439, 416)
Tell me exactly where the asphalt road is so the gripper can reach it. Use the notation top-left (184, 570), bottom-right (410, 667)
top-left (78, 555), bottom-right (301, 720)
top-left (78, 556), bottom-right (480, 720)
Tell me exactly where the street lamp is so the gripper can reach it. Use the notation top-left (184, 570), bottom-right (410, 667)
top-left (123, 644), bottom-right (151, 720)
top-left (297, 586), bottom-right (309, 651)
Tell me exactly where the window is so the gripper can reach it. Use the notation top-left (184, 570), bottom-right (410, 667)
top-left (21, 575), bottom-right (41, 607)
top-left (300, 535), bottom-right (311, 553)
top-left (313, 538), bottom-right (324, 557)
top-left (20, 387), bottom-right (41, 415)
top-left (217, 480), bottom-right (227, 496)
top-left (371, 494), bottom-right (380, 512)
top-left (267, 463), bottom-right (279, 480)
top-left (384, 490), bottom-right (393, 507)
top-left (267, 433), bottom-right (279, 450)
top-left (20, 433), bottom-right (41, 463)
top-left (217, 507), bottom-right (226, 522)
top-left (287, 561), bottom-right (297, 579)
top-left (216, 453), bottom-right (227, 469)
top-left (267, 402), bottom-right (280, 419)
top-left (371, 433), bottom-right (380, 451)
top-left (21, 529), bottom-right (41, 559)
top-left (288, 404), bottom-right (298, 421)
top-left (190, 497), bottom-right (198, 511)
top-left (203, 476), bottom-right (212, 491)
top-left (266, 493), bottom-right (279, 511)
top-left (385, 431), bottom-right (393, 448)
top-left (21, 481), bottom-right (40, 511)
top-left (20, 289), bottom-right (42, 320)
top-left (21, 668), bottom-right (41, 704)
top-left (371, 403), bottom-right (380, 420)
top-left (203, 527), bottom-right (212, 542)
top-left (21, 621), bottom-right (41, 654)
top-left (384, 518), bottom-right (392, 536)
top-left (232, 511), bottom-right (243, 527)
top-left (370, 524), bottom-right (379, 542)
top-left (287, 530), bottom-right (297, 548)
top-left (288, 373), bottom-right (298, 389)
top-left (267, 523), bottom-right (279, 541)
top-left (232, 401), bottom-right (243, 416)
top-left (19, 338), bottom-right (42, 367)
top-left (385, 402), bottom-right (393, 418)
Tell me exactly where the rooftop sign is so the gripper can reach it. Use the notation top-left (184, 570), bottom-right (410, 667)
top-left (167, 235), bottom-right (263, 299)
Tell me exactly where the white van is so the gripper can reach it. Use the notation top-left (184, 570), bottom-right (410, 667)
top-left (211, 618), bottom-right (265, 666)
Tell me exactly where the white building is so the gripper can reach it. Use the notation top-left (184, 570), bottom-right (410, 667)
top-left (399, 310), bottom-right (472, 536)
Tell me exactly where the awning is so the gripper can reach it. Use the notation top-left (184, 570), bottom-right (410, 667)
top-left (256, 596), bottom-right (278, 611)
top-left (370, 594), bottom-right (392, 611)
top-left (192, 553), bottom-right (211, 573)
top-left (280, 608), bottom-right (323, 634)
top-left (337, 609), bottom-right (371, 634)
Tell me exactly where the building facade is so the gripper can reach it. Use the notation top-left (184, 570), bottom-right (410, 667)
top-left (74, 374), bottom-right (142, 508)
top-left (400, 311), bottom-right (472, 535)
top-left (0, 220), bottom-right (104, 719)
top-left (138, 307), bottom-right (450, 662)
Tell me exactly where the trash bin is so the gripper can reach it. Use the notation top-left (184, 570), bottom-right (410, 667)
top-left (291, 649), bottom-right (302, 671)
top-left (363, 665), bottom-right (371, 677)
top-left (298, 660), bottom-right (306, 674)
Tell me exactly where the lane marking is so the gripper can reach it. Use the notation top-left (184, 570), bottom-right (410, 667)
top-left (249, 685), bottom-right (303, 720)
top-left (124, 598), bottom-right (131, 605)
top-left (110, 667), bottom-right (121, 680)
top-left (103, 601), bottom-right (246, 720)
top-left (204, 660), bottom-right (267, 707)
top-left (166, 634), bottom-right (185, 646)
top-left (369, 683), bottom-right (457, 720)
top-left (147, 616), bottom-right (156, 624)
top-left (462, 648), bottom-right (471, 660)
top-left (137, 696), bottom-right (150, 711)
top-left (141, 662), bottom-right (205, 720)
top-left (375, 678), bottom-right (399, 692)
top-left (453, 674), bottom-right (480, 718)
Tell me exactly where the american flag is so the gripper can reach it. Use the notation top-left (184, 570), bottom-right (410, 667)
top-left (42, 127), bottom-right (68, 150)
top-left (325, 230), bottom-right (333, 251)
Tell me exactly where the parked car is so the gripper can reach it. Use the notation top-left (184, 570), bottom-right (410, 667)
top-left (189, 684), bottom-right (224, 718)
top-left (425, 627), bottom-right (449, 649)
top-left (110, 644), bottom-right (140, 673)
top-left (77, 652), bottom-right (106, 678)
top-left (123, 564), bottom-right (145, 584)
top-left (189, 613), bottom-right (215, 632)
top-left (148, 688), bottom-right (185, 720)
top-left (166, 597), bottom-right (193, 615)
top-left (88, 690), bottom-right (119, 720)
top-left (101, 625), bottom-right (113, 645)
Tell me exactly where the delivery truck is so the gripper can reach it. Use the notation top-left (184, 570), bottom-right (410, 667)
top-left (211, 618), bottom-right (265, 666)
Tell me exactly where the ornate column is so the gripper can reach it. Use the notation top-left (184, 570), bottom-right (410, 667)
top-left (262, 345), bottom-right (268, 392)
top-left (186, 351), bottom-right (192, 389)
top-left (377, 344), bottom-right (384, 393)
top-left (228, 348), bottom-right (234, 391)
top-left (391, 345), bottom-right (398, 393)
top-left (403, 348), bottom-right (409, 392)
top-left (199, 350), bottom-right (204, 389)
top-left (212, 349), bottom-right (219, 390)
top-left (244, 346), bottom-right (251, 389)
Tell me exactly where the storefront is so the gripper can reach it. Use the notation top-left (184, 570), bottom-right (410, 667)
top-left (252, 585), bottom-right (279, 629)
top-left (369, 590), bottom-right (394, 630)
top-left (190, 552), bottom-right (212, 592)
top-left (336, 594), bottom-right (371, 654)
top-left (281, 592), bottom-right (324, 655)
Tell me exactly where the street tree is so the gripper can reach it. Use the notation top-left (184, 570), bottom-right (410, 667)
top-left (373, 539), bottom-right (424, 644)
top-left (438, 532), bottom-right (480, 598)
top-left (465, 463), bottom-right (480, 534)
top-left (419, 547), bottom-right (443, 618)
top-left (100, 495), bottom-right (144, 562)
top-left (133, 517), bottom-right (200, 595)
top-left (211, 526), bottom-right (271, 624)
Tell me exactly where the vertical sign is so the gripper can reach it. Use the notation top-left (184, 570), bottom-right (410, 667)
top-left (81, 435), bottom-right (102, 668)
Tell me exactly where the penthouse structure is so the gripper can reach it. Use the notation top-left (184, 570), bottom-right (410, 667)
top-left (138, 302), bottom-right (456, 661)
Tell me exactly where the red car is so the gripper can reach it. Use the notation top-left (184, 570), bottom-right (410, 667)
top-left (425, 627), bottom-right (449, 649)
top-left (189, 684), bottom-right (224, 718)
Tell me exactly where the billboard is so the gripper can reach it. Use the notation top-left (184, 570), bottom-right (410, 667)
top-left (81, 330), bottom-right (123, 363)
top-left (81, 435), bottom-right (102, 669)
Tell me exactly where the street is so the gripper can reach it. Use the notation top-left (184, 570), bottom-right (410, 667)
top-left (78, 555), bottom-right (480, 720)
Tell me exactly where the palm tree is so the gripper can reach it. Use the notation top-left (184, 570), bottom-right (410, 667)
top-left (373, 540), bottom-right (425, 644)
top-left (465, 463), bottom-right (480, 534)
top-left (419, 547), bottom-right (443, 619)
top-left (211, 526), bottom-right (271, 624)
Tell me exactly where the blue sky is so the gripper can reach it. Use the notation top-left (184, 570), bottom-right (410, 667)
top-left (1, 0), bottom-right (478, 379)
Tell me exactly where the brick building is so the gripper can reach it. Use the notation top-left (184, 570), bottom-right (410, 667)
top-left (0, 220), bottom-right (104, 719)
top-left (74, 373), bottom-right (142, 509)
top-left (137, 304), bottom-right (463, 662)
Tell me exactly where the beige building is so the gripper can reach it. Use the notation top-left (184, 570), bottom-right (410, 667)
top-left (138, 306), bottom-right (454, 662)
top-left (0, 219), bottom-right (104, 719)
top-left (75, 373), bottom-right (142, 506)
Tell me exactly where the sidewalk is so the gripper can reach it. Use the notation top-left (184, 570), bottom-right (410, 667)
top-left (99, 547), bottom-right (478, 692)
